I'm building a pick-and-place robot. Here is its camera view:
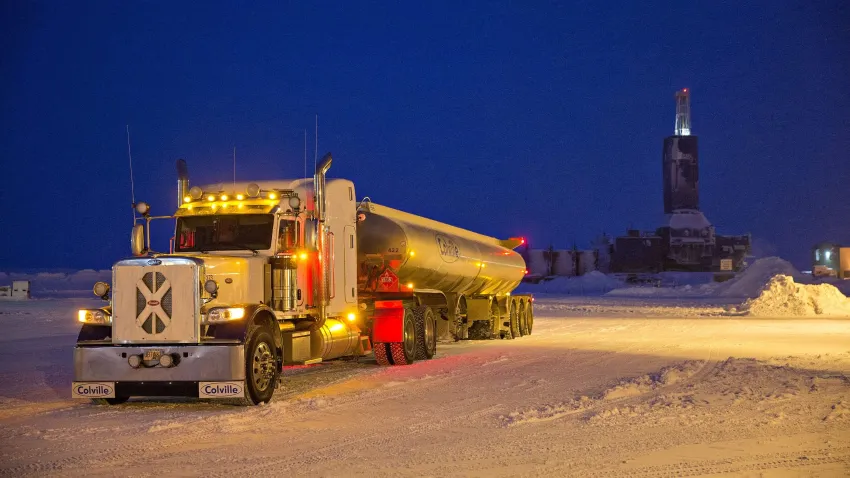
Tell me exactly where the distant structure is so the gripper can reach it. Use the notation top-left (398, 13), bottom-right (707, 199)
top-left (0, 280), bottom-right (31, 300)
top-left (811, 242), bottom-right (850, 278)
top-left (663, 88), bottom-right (699, 213)
top-left (522, 89), bottom-right (751, 282)
top-left (611, 88), bottom-right (750, 273)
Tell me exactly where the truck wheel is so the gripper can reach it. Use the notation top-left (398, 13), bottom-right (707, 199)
top-left (389, 309), bottom-right (417, 365)
top-left (244, 325), bottom-right (279, 405)
top-left (508, 305), bottom-right (520, 339)
top-left (413, 306), bottom-right (437, 360)
top-left (374, 342), bottom-right (391, 366)
top-left (91, 397), bottom-right (129, 405)
top-left (518, 303), bottom-right (528, 336)
top-left (526, 304), bottom-right (534, 335)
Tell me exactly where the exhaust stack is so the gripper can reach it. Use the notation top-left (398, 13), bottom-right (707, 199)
top-left (176, 159), bottom-right (189, 208)
top-left (313, 153), bottom-right (333, 316)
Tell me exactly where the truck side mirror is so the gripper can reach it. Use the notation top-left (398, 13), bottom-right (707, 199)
top-left (131, 224), bottom-right (147, 256)
top-left (304, 218), bottom-right (319, 251)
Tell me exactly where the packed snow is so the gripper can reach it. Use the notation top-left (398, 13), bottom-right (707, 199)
top-left (741, 275), bottom-right (850, 317)
top-left (606, 256), bottom-right (804, 299)
top-left (1, 292), bottom-right (849, 476)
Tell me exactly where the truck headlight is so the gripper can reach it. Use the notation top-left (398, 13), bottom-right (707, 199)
top-left (206, 307), bottom-right (246, 323)
top-left (78, 309), bottom-right (111, 325)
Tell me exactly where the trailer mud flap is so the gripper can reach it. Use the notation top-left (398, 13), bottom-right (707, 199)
top-left (372, 307), bottom-right (405, 343)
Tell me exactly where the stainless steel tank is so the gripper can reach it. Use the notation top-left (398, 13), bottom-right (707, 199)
top-left (357, 202), bottom-right (525, 296)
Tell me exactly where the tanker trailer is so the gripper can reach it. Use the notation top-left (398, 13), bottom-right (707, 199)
top-left (356, 202), bottom-right (533, 365)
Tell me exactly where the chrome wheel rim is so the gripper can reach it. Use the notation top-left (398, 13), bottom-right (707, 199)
top-left (425, 313), bottom-right (436, 350)
top-left (252, 341), bottom-right (275, 392)
top-left (404, 313), bottom-right (416, 356)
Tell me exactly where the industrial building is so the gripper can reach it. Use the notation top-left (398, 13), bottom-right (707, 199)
top-left (0, 280), bottom-right (31, 300)
top-left (811, 242), bottom-right (850, 278)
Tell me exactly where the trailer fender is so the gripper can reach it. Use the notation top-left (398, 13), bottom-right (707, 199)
top-left (371, 305), bottom-right (405, 344)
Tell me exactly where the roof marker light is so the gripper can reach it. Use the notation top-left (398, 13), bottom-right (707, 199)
top-left (269, 193), bottom-right (277, 200)
top-left (236, 194), bottom-right (244, 200)
top-left (220, 195), bottom-right (228, 201)
top-left (207, 195), bottom-right (215, 201)
top-left (183, 196), bottom-right (192, 203)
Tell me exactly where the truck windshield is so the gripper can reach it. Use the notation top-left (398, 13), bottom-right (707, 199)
top-left (176, 214), bottom-right (274, 252)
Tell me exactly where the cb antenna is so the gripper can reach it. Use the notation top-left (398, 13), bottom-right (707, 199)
top-left (304, 129), bottom-right (307, 183)
top-left (314, 114), bottom-right (318, 177)
top-left (126, 124), bottom-right (136, 223)
top-left (233, 146), bottom-right (237, 190)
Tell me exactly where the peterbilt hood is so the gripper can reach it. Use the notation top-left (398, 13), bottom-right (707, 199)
top-left (193, 255), bottom-right (267, 306)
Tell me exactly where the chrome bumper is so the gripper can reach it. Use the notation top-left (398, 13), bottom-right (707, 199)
top-left (74, 345), bottom-right (245, 382)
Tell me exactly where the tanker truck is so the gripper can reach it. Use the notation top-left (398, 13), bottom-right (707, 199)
top-left (72, 154), bottom-right (533, 405)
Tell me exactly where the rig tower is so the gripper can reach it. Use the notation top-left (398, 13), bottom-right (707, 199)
top-left (662, 88), bottom-right (699, 213)
top-left (674, 88), bottom-right (691, 136)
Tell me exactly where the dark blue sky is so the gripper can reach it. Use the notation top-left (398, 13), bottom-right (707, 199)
top-left (2, 1), bottom-right (848, 270)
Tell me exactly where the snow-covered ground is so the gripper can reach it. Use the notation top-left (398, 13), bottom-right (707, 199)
top-left (1, 295), bottom-right (849, 476)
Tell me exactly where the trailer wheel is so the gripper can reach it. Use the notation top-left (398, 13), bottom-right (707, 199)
top-left (508, 303), bottom-right (520, 339)
top-left (91, 397), bottom-right (129, 405)
top-left (373, 342), bottom-right (391, 366)
top-left (526, 302), bottom-right (534, 335)
top-left (518, 302), bottom-right (529, 336)
top-left (388, 308), bottom-right (417, 365)
top-left (413, 306), bottom-right (437, 360)
top-left (244, 325), bottom-right (279, 405)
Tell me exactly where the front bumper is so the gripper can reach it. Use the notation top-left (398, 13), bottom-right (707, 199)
top-left (74, 344), bottom-right (245, 387)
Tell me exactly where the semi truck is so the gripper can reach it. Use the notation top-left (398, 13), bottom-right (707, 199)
top-left (73, 154), bottom-right (533, 405)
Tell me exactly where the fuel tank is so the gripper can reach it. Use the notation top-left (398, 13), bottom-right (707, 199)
top-left (357, 202), bottom-right (525, 296)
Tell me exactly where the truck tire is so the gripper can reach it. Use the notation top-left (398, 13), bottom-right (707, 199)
top-left (526, 304), bottom-right (534, 335)
top-left (518, 303), bottom-right (529, 336)
top-left (413, 306), bottom-right (437, 360)
top-left (373, 342), bottom-right (391, 366)
top-left (508, 305), bottom-right (520, 340)
top-left (388, 308), bottom-right (417, 365)
top-left (91, 397), bottom-right (129, 405)
top-left (244, 325), bottom-right (279, 405)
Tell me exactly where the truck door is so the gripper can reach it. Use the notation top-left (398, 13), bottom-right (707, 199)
top-left (344, 225), bottom-right (357, 303)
